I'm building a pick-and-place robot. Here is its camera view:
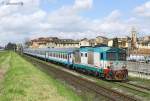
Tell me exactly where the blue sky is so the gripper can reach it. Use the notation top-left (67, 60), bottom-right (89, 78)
top-left (40, 0), bottom-right (149, 19)
top-left (0, 0), bottom-right (150, 45)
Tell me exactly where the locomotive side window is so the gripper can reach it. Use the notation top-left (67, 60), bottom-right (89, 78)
top-left (101, 53), bottom-right (104, 59)
top-left (85, 53), bottom-right (87, 57)
top-left (81, 53), bottom-right (83, 57)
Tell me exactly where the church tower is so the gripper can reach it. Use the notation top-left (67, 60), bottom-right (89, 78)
top-left (131, 27), bottom-right (137, 49)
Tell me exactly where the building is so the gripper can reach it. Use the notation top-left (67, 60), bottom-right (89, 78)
top-left (143, 36), bottom-right (150, 41)
top-left (108, 37), bottom-right (131, 49)
top-left (79, 36), bottom-right (108, 47)
top-left (79, 38), bottom-right (90, 47)
top-left (30, 37), bottom-right (80, 48)
top-left (129, 48), bottom-right (150, 56)
top-left (118, 38), bottom-right (131, 48)
top-left (54, 39), bottom-right (79, 48)
top-left (30, 37), bottom-right (50, 48)
top-left (131, 28), bottom-right (137, 49)
top-left (138, 40), bottom-right (150, 49)
top-left (95, 36), bottom-right (108, 45)
top-left (89, 39), bottom-right (97, 46)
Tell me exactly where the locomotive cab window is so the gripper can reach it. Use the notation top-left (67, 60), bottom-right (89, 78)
top-left (118, 53), bottom-right (126, 61)
top-left (106, 52), bottom-right (116, 60)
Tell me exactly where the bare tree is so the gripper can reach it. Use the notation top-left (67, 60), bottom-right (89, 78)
top-left (24, 38), bottom-right (31, 48)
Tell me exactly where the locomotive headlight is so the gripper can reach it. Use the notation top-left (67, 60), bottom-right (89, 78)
top-left (122, 63), bottom-right (127, 69)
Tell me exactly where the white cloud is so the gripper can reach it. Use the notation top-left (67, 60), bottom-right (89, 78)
top-left (73, 0), bottom-right (93, 10)
top-left (134, 1), bottom-right (150, 17)
top-left (104, 10), bottom-right (121, 21)
top-left (0, 0), bottom-right (150, 46)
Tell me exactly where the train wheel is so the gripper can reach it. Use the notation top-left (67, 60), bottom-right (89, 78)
top-left (114, 71), bottom-right (123, 80)
top-left (105, 74), bottom-right (111, 80)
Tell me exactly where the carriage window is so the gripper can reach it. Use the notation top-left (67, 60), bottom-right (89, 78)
top-left (59, 53), bottom-right (61, 58)
top-left (57, 53), bottom-right (59, 58)
top-left (106, 52), bottom-right (116, 60)
top-left (85, 53), bottom-right (87, 57)
top-left (63, 54), bottom-right (65, 59)
top-left (62, 54), bottom-right (63, 58)
top-left (70, 54), bottom-right (71, 58)
top-left (56, 53), bottom-right (58, 57)
top-left (64, 54), bottom-right (67, 59)
top-left (61, 53), bottom-right (63, 58)
top-left (101, 53), bottom-right (104, 59)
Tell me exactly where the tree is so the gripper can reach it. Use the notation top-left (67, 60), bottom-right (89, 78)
top-left (5, 42), bottom-right (17, 51)
top-left (24, 38), bottom-right (31, 48)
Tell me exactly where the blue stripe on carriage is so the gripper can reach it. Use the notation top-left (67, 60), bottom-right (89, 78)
top-left (47, 57), bottom-right (69, 65)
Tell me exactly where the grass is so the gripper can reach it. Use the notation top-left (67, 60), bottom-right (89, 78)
top-left (22, 56), bottom-right (107, 101)
top-left (0, 52), bottom-right (82, 101)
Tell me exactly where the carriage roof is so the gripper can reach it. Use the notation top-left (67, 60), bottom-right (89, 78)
top-left (24, 48), bottom-right (79, 53)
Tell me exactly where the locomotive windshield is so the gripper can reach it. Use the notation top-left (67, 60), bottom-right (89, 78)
top-left (118, 53), bottom-right (126, 61)
top-left (106, 52), bottom-right (116, 60)
top-left (106, 52), bottom-right (126, 61)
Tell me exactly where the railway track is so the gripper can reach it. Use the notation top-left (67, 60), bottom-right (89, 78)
top-left (114, 82), bottom-right (149, 95)
top-left (126, 82), bottom-right (150, 91)
top-left (22, 54), bottom-right (139, 101)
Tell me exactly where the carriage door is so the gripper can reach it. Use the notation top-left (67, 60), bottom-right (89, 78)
top-left (67, 53), bottom-right (70, 64)
top-left (88, 51), bottom-right (94, 65)
top-left (74, 50), bottom-right (81, 63)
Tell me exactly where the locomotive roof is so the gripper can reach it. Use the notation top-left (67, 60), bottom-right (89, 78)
top-left (80, 46), bottom-right (125, 53)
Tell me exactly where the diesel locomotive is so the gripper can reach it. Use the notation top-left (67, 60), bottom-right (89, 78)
top-left (23, 46), bottom-right (128, 81)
